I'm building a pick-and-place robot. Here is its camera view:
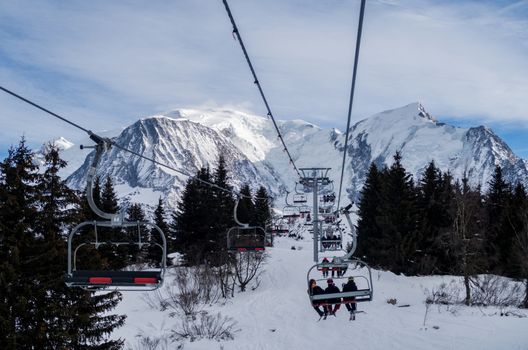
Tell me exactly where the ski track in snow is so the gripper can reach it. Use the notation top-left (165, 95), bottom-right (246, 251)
top-left (114, 233), bottom-right (528, 350)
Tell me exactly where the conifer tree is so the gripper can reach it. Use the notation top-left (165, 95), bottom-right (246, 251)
top-left (356, 163), bottom-right (383, 263)
top-left (376, 152), bottom-right (419, 274)
top-left (210, 155), bottom-right (235, 254)
top-left (254, 186), bottom-right (272, 228)
top-left (415, 161), bottom-right (453, 274)
top-left (32, 144), bottom-right (78, 347)
top-left (126, 203), bottom-right (146, 265)
top-left (485, 165), bottom-right (512, 272)
top-left (39, 145), bottom-right (125, 348)
top-left (505, 183), bottom-right (528, 277)
top-left (98, 176), bottom-right (124, 269)
top-left (152, 197), bottom-right (170, 264)
top-left (172, 167), bottom-right (213, 263)
top-left (237, 184), bottom-right (255, 225)
top-left (0, 141), bottom-right (125, 348)
top-left (101, 176), bottom-right (119, 214)
top-left (509, 185), bottom-right (528, 308)
top-left (0, 139), bottom-right (41, 349)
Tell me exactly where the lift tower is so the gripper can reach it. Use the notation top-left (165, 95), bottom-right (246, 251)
top-left (299, 168), bottom-right (332, 263)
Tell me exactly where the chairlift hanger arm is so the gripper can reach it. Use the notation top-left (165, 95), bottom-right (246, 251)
top-left (233, 196), bottom-right (249, 228)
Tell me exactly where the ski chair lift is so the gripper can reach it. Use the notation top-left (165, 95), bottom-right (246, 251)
top-left (282, 191), bottom-right (301, 219)
top-left (299, 205), bottom-right (311, 215)
top-left (282, 205), bottom-right (300, 219)
top-left (265, 229), bottom-right (274, 247)
top-left (66, 137), bottom-right (167, 291)
top-left (307, 207), bottom-right (373, 306)
top-left (226, 196), bottom-right (266, 252)
top-left (295, 181), bottom-right (312, 194)
top-left (293, 194), bottom-right (307, 204)
top-left (308, 258), bottom-right (373, 306)
top-left (318, 206), bottom-right (333, 216)
top-left (303, 210), bottom-right (312, 226)
top-left (319, 224), bottom-right (343, 251)
top-left (272, 223), bottom-right (289, 235)
top-left (324, 214), bottom-right (336, 224)
top-left (320, 235), bottom-right (343, 252)
top-left (318, 181), bottom-right (334, 195)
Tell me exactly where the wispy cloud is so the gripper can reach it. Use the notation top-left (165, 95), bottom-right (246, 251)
top-left (0, 0), bottom-right (527, 152)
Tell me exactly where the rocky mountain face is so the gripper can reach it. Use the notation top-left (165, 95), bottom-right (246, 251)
top-left (60, 103), bottom-right (528, 210)
top-left (66, 116), bottom-right (283, 209)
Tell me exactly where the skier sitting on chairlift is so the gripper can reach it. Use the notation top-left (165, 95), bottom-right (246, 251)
top-left (342, 276), bottom-right (358, 319)
top-left (331, 257), bottom-right (340, 277)
top-left (309, 279), bottom-right (328, 319)
top-left (321, 257), bottom-right (330, 277)
top-left (325, 278), bottom-right (341, 316)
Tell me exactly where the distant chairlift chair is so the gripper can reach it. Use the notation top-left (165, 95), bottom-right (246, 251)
top-left (227, 197), bottom-right (266, 252)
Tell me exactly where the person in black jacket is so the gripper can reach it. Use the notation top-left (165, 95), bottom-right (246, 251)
top-left (343, 277), bottom-right (358, 315)
top-left (309, 279), bottom-right (328, 318)
top-left (325, 278), bottom-right (341, 316)
top-left (321, 257), bottom-right (330, 277)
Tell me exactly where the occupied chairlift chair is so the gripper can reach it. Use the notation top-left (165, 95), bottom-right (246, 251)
top-left (299, 205), bottom-right (311, 216)
top-left (226, 197), bottom-right (266, 252)
top-left (307, 204), bottom-right (373, 305)
top-left (66, 136), bottom-right (167, 291)
top-left (320, 225), bottom-right (343, 252)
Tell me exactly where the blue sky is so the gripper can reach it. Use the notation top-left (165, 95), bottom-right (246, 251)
top-left (1, 0), bottom-right (527, 159)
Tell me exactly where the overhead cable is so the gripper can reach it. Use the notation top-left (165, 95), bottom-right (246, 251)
top-left (0, 85), bottom-right (272, 200)
top-left (336, 0), bottom-right (366, 213)
top-left (222, 0), bottom-right (302, 179)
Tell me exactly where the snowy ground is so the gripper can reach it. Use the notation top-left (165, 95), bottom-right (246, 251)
top-left (115, 235), bottom-right (528, 350)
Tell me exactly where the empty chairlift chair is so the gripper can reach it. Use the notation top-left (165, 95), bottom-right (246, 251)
top-left (65, 137), bottom-right (167, 291)
top-left (226, 196), bottom-right (266, 252)
top-left (293, 194), bottom-right (307, 204)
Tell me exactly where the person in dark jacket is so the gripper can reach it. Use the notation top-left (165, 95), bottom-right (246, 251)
top-left (325, 278), bottom-right (341, 316)
top-left (321, 257), bottom-right (330, 277)
top-left (343, 276), bottom-right (358, 315)
top-left (309, 279), bottom-right (328, 318)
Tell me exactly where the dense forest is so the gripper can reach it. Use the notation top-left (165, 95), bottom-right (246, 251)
top-left (356, 152), bottom-right (528, 307)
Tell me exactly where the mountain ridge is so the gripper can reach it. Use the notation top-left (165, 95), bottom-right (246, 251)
top-left (57, 103), bottom-right (528, 210)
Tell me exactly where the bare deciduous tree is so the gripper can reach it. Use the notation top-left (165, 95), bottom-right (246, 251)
top-left (234, 252), bottom-right (266, 292)
top-left (171, 311), bottom-right (239, 342)
top-left (451, 176), bottom-right (485, 306)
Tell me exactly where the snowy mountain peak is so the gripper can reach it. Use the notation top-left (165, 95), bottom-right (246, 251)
top-left (50, 136), bottom-right (74, 151)
top-left (66, 114), bottom-right (284, 209)
top-left (57, 102), bottom-right (528, 210)
top-left (361, 102), bottom-right (437, 126)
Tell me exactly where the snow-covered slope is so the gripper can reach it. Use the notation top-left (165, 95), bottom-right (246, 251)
top-left (59, 103), bottom-right (528, 209)
top-left (115, 235), bottom-right (528, 349)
